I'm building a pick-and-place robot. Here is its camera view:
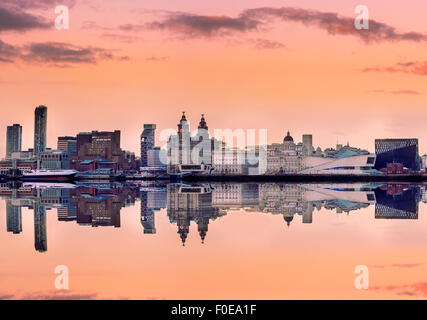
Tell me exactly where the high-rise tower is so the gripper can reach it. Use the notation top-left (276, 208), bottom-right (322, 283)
top-left (140, 124), bottom-right (156, 167)
top-left (34, 105), bottom-right (47, 158)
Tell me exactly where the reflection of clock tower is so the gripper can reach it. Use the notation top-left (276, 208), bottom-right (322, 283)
top-left (197, 218), bottom-right (209, 244)
top-left (177, 216), bottom-right (190, 246)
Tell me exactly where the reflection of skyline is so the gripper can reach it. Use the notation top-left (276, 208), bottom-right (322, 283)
top-left (1, 182), bottom-right (425, 251)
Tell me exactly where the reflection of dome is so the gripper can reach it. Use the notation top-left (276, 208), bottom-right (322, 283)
top-left (284, 215), bottom-right (294, 227)
top-left (284, 131), bottom-right (294, 143)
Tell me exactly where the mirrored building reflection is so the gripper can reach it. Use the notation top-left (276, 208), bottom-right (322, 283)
top-left (1, 182), bottom-right (426, 251)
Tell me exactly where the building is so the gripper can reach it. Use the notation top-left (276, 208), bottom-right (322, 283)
top-left (375, 138), bottom-right (420, 172)
top-left (299, 146), bottom-right (377, 175)
top-left (212, 147), bottom-right (245, 175)
top-left (140, 124), bottom-right (156, 167)
top-left (375, 184), bottom-right (420, 219)
top-left (302, 134), bottom-right (313, 155)
top-left (147, 147), bottom-right (165, 167)
top-left (40, 150), bottom-right (70, 169)
top-left (57, 136), bottom-right (77, 156)
top-left (6, 199), bottom-right (22, 234)
top-left (168, 113), bottom-right (213, 173)
top-left (34, 105), bottom-right (47, 158)
top-left (6, 124), bottom-right (22, 159)
top-left (266, 131), bottom-right (305, 174)
top-left (0, 159), bottom-right (36, 174)
top-left (74, 130), bottom-right (136, 171)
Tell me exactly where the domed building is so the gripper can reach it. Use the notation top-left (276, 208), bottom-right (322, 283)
top-left (283, 131), bottom-right (296, 151)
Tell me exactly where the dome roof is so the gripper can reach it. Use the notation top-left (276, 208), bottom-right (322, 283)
top-left (284, 131), bottom-right (294, 142)
top-left (283, 215), bottom-right (294, 227)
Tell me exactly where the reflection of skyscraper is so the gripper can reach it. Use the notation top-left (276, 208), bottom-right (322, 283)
top-left (140, 191), bottom-right (156, 234)
top-left (34, 203), bottom-right (47, 252)
top-left (6, 199), bottom-right (22, 234)
top-left (141, 124), bottom-right (156, 167)
top-left (374, 184), bottom-right (420, 219)
top-left (375, 139), bottom-right (420, 171)
top-left (34, 105), bottom-right (47, 158)
top-left (6, 124), bottom-right (22, 159)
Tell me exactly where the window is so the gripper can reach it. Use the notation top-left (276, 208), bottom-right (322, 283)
top-left (367, 157), bottom-right (375, 164)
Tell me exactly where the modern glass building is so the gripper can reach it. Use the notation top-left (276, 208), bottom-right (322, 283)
top-left (375, 138), bottom-right (420, 172)
top-left (140, 124), bottom-right (156, 167)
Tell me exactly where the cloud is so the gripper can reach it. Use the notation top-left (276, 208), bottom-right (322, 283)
top-left (363, 61), bottom-right (427, 76)
top-left (0, 290), bottom-right (97, 300)
top-left (101, 33), bottom-right (142, 43)
top-left (368, 89), bottom-right (421, 95)
top-left (144, 7), bottom-right (427, 43)
top-left (391, 263), bottom-right (423, 268)
top-left (146, 12), bottom-right (261, 37)
top-left (20, 291), bottom-right (98, 300)
top-left (2, 0), bottom-right (77, 9)
top-left (0, 40), bottom-right (129, 66)
top-left (146, 55), bottom-right (168, 62)
top-left (20, 42), bottom-right (117, 65)
top-left (241, 7), bottom-right (427, 43)
top-left (372, 282), bottom-right (427, 297)
top-left (0, 5), bottom-right (50, 32)
top-left (368, 263), bottom-right (423, 268)
top-left (251, 38), bottom-right (285, 50)
top-left (0, 39), bottom-right (18, 62)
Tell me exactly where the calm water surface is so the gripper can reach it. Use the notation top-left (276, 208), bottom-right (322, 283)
top-left (1, 182), bottom-right (427, 299)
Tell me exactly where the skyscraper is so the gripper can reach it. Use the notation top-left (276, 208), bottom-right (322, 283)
top-left (140, 124), bottom-right (156, 167)
top-left (6, 124), bottom-right (22, 159)
top-left (34, 105), bottom-right (47, 158)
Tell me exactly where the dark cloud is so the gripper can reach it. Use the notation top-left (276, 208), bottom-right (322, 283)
top-left (118, 23), bottom-right (147, 33)
top-left (0, 6), bottom-right (50, 32)
top-left (363, 61), bottom-right (427, 76)
top-left (0, 40), bottom-right (128, 66)
top-left (144, 7), bottom-right (427, 43)
top-left (21, 42), bottom-right (116, 64)
top-left (2, 0), bottom-right (77, 9)
top-left (241, 7), bottom-right (427, 43)
top-left (0, 39), bottom-right (18, 62)
top-left (146, 12), bottom-right (261, 37)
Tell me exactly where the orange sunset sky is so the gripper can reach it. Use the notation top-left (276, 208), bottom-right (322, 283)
top-left (1, 0), bottom-right (427, 156)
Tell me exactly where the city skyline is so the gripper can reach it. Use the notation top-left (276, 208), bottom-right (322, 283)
top-left (3, 106), bottom-right (426, 159)
top-left (2, 1), bottom-right (427, 158)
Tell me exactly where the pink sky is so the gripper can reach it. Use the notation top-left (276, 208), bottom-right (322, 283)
top-left (1, 0), bottom-right (427, 156)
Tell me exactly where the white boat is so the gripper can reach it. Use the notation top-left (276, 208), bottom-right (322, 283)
top-left (22, 169), bottom-right (77, 181)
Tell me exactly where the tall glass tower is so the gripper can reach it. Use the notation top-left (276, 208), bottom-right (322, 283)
top-left (140, 124), bottom-right (156, 167)
top-left (34, 105), bottom-right (47, 158)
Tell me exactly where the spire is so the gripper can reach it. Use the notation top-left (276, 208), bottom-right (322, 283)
top-left (181, 111), bottom-right (186, 121)
top-left (198, 113), bottom-right (208, 130)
